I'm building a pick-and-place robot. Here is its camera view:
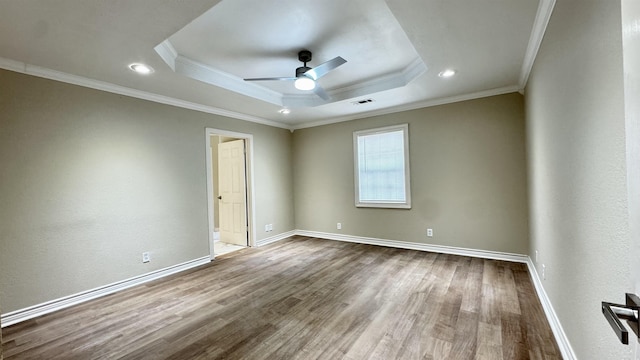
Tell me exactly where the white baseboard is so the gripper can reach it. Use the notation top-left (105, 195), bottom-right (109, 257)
top-left (294, 230), bottom-right (529, 263)
top-left (1, 256), bottom-right (211, 328)
top-left (295, 229), bottom-right (576, 359)
top-left (255, 230), bottom-right (297, 247)
top-left (526, 258), bottom-right (577, 360)
top-left (1, 231), bottom-right (576, 360)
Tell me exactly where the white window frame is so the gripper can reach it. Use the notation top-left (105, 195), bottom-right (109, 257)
top-left (353, 124), bottom-right (411, 209)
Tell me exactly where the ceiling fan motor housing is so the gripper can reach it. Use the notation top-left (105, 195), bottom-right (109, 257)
top-left (296, 66), bottom-right (312, 78)
top-left (298, 50), bottom-right (312, 63)
top-left (296, 50), bottom-right (313, 77)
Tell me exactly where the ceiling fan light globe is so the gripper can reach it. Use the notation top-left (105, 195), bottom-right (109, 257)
top-left (295, 77), bottom-right (316, 91)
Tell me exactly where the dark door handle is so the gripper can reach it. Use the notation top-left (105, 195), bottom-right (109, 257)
top-left (218, 196), bottom-right (222, 200)
top-left (602, 293), bottom-right (640, 344)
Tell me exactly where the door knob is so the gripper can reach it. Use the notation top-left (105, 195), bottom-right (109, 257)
top-left (602, 293), bottom-right (640, 344)
top-left (217, 196), bottom-right (222, 200)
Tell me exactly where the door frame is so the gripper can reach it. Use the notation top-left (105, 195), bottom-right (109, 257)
top-left (205, 128), bottom-right (255, 260)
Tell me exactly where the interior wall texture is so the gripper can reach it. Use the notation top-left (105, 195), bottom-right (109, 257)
top-left (0, 69), bottom-right (295, 313)
top-left (293, 93), bottom-right (529, 255)
top-left (622, 0), bottom-right (640, 335)
top-left (525, 0), bottom-right (632, 358)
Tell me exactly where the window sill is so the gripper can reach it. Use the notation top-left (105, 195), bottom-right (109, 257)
top-left (356, 202), bottom-right (411, 209)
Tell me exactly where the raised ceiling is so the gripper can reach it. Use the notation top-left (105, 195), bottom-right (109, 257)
top-left (0, 0), bottom-right (554, 130)
top-left (157, 0), bottom-right (427, 109)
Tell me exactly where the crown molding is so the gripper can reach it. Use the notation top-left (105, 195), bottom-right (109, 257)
top-left (0, 57), bottom-right (291, 130)
top-left (291, 85), bottom-right (520, 130)
top-left (518, 0), bottom-right (556, 90)
top-left (154, 40), bottom-right (178, 71)
top-left (156, 40), bottom-right (428, 109)
top-left (2, 36), bottom-right (543, 134)
top-left (175, 54), bottom-right (285, 106)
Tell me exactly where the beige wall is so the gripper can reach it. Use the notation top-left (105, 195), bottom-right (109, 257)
top-left (0, 69), bottom-right (295, 313)
top-left (254, 129), bottom-right (295, 236)
top-left (293, 93), bottom-right (529, 254)
top-left (526, 0), bottom-right (631, 358)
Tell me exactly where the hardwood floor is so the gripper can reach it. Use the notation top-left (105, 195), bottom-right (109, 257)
top-left (2, 236), bottom-right (561, 359)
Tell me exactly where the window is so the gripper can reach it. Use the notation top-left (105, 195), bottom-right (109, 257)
top-left (354, 124), bottom-right (411, 209)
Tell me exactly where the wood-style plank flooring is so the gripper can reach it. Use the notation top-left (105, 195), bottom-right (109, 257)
top-left (2, 236), bottom-right (561, 359)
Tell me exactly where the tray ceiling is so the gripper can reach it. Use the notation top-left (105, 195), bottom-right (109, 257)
top-left (0, 0), bottom-right (553, 129)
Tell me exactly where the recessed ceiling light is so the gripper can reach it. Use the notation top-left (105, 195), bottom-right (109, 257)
top-left (279, 108), bottom-right (291, 115)
top-left (438, 69), bottom-right (456, 78)
top-left (129, 63), bottom-right (154, 75)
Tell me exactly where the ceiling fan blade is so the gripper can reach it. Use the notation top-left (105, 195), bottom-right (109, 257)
top-left (304, 56), bottom-right (347, 80)
top-left (244, 77), bottom-right (297, 82)
top-left (313, 84), bottom-right (330, 101)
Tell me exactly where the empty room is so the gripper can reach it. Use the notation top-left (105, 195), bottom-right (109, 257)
top-left (1, 0), bottom-right (639, 359)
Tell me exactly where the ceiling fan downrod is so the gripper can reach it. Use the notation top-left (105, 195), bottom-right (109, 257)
top-left (296, 50), bottom-right (313, 77)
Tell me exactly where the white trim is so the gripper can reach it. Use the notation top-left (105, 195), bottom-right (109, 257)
top-left (294, 229), bottom-right (576, 359)
top-left (155, 40), bottom-right (427, 109)
top-left (0, 56), bottom-right (25, 73)
top-left (1, 229), bottom-right (577, 360)
top-left (153, 40), bottom-right (178, 71)
top-left (295, 230), bottom-right (528, 263)
top-left (256, 230), bottom-right (297, 247)
top-left (1, 256), bottom-right (210, 328)
top-left (205, 128), bottom-right (257, 261)
top-left (291, 85), bottom-right (521, 130)
top-left (175, 55), bottom-right (284, 107)
top-left (0, 56), bottom-right (289, 130)
top-left (206, 132), bottom-right (216, 260)
top-left (322, 59), bottom-right (427, 106)
top-left (0, 56), bottom-right (540, 132)
top-left (526, 258), bottom-right (577, 360)
top-left (353, 124), bottom-right (411, 209)
top-left (518, 0), bottom-right (556, 90)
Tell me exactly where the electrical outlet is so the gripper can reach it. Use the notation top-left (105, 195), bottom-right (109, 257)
top-left (337, 222), bottom-right (342, 230)
top-left (542, 264), bottom-right (546, 280)
top-left (142, 252), bottom-right (151, 263)
top-left (427, 228), bottom-right (433, 237)
top-left (265, 224), bottom-right (269, 232)
top-left (268, 224), bottom-right (273, 232)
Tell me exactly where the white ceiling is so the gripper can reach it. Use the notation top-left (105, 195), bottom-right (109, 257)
top-left (0, 0), bottom-right (554, 130)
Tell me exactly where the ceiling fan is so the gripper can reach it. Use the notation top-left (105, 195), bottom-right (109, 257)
top-left (244, 50), bottom-right (346, 101)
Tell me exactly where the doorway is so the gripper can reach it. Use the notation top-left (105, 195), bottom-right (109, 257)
top-left (205, 129), bottom-right (255, 259)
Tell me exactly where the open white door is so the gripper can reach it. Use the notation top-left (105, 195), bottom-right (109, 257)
top-left (218, 139), bottom-right (248, 246)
